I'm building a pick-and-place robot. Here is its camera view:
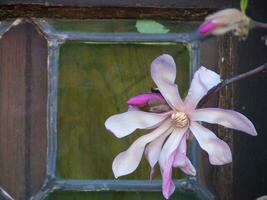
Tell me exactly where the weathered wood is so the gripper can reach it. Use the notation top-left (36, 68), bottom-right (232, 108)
top-left (0, 5), bottom-right (216, 20)
top-left (230, 1), bottom-right (267, 199)
top-left (198, 37), bottom-right (220, 194)
top-left (232, 23), bottom-right (267, 200)
top-left (0, 22), bottom-right (47, 200)
top-left (0, 0), bottom-right (233, 8)
top-left (215, 34), bottom-right (235, 200)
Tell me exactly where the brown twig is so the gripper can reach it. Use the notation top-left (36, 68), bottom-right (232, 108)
top-left (253, 20), bottom-right (267, 29)
top-left (197, 62), bottom-right (267, 108)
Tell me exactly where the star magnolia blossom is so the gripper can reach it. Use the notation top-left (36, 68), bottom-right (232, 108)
top-left (105, 54), bottom-right (257, 199)
top-left (198, 8), bottom-right (250, 37)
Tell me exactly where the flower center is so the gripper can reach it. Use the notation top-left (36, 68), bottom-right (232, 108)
top-left (171, 112), bottom-right (189, 128)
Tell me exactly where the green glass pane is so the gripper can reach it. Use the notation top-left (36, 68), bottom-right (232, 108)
top-left (44, 190), bottom-right (201, 200)
top-left (57, 41), bottom-right (190, 179)
top-left (48, 19), bottom-right (199, 34)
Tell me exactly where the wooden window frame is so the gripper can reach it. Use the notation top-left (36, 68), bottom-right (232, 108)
top-left (0, 1), bottom-right (240, 199)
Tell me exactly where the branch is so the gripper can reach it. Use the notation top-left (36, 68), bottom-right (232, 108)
top-left (252, 20), bottom-right (267, 29)
top-left (197, 62), bottom-right (267, 108)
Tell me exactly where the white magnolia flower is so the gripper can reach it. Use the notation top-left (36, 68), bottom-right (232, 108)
top-left (105, 54), bottom-right (257, 199)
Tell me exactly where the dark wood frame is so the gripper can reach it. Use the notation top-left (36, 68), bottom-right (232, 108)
top-left (0, 0), bottom-right (235, 20)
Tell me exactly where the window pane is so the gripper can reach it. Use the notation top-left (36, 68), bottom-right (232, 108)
top-left (44, 190), bottom-right (200, 200)
top-left (56, 42), bottom-right (190, 179)
top-left (48, 20), bottom-right (199, 34)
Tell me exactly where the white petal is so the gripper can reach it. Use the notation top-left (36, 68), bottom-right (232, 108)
top-left (179, 157), bottom-right (196, 176)
top-left (184, 66), bottom-right (221, 110)
top-left (172, 134), bottom-right (187, 167)
top-left (112, 120), bottom-right (172, 178)
top-left (105, 110), bottom-right (171, 138)
top-left (159, 127), bottom-right (187, 199)
top-left (151, 54), bottom-right (184, 111)
top-left (159, 127), bottom-right (188, 171)
top-left (190, 122), bottom-right (232, 165)
top-left (127, 105), bottom-right (140, 111)
top-left (145, 127), bottom-right (172, 169)
top-left (191, 108), bottom-right (257, 136)
top-left (173, 136), bottom-right (196, 176)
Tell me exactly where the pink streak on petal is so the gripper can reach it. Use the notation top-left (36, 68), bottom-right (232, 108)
top-left (151, 54), bottom-right (185, 111)
top-left (191, 108), bottom-right (257, 136)
top-left (105, 110), bottom-right (170, 138)
top-left (190, 122), bottom-right (232, 165)
top-left (162, 150), bottom-right (176, 199)
top-left (159, 128), bottom-right (188, 199)
top-left (112, 120), bottom-right (172, 178)
top-left (198, 20), bottom-right (218, 35)
top-left (127, 93), bottom-right (165, 106)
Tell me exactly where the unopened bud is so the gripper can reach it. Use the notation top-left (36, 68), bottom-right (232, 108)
top-left (198, 8), bottom-right (251, 38)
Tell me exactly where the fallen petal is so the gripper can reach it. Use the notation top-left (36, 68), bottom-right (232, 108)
top-left (190, 122), bottom-right (232, 165)
top-left (112, 120), bottom-right (172, 178)
top-left (191, 108), bottom-right (257, 136)
top-left (151, 54), bottom-right (184, 111)
top-left (105, 110), bottom-right (171, 138)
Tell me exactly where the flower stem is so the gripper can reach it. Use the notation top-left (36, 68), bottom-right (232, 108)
top-left (197, 62), bottom-right (267, 108)
top-left (252, 20), bottom-right (267, 29)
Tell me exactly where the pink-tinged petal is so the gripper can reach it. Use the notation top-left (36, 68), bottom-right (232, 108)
top-left (105, 110), bottom-right (171, 138)
top-left (112, 120), bottom-right (172, 178)
top-left (191, 108), bottom-right (257, 136)
top-left (145, 127), bottom-right (172, 179)
top-left (151, 54), bottom-right (184, 111)
top-left (179, 157), bottom-right (196, 176)
top-left (159, 127), bottom-right (188, 199)
top-left (127, 93), bottom-right (164, 107)
top-left (173, 134), bottom-right (196, 176)
top-left (184, 66), bottom-right (221, 111)
top-left (172, 135), bottom-right (187, 167)
top-left (198, 20), bottom-right (218, 35)
top-left (190, 122), bottom-right (232, 165)
top-left (149, 167), bottom-right (155, 180)
top-left (162, 150), bottom-right (176, 199)
top-left (159, 127), bottom-right (188, 170)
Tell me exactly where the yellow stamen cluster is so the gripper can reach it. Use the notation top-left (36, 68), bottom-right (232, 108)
top-left (171, 112), bottom-right (189, 128)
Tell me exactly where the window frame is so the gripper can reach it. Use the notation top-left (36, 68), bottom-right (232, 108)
top-left (0, 18), bottom-right (221, 200)
top-left (38, 19), bottom-right (210, 200)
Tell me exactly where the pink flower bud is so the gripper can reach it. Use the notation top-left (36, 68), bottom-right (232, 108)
top-left (127, 93), bottom-right (164, 107)
top-left (198, 8), bottom-right (250, 37)
top-left (198, 20), bottom-right (218, 35)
